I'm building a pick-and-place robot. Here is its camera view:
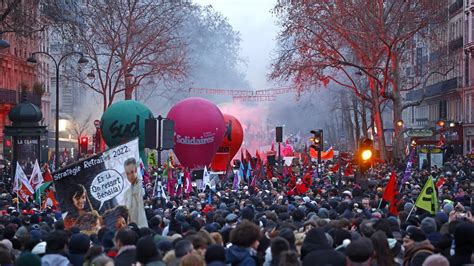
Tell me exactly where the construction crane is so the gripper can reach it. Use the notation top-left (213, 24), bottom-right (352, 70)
top-left (188, 87), bottom-right (302, 102)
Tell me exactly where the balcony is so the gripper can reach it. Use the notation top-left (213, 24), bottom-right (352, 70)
top-left (405, 77), bottom-right (460, 101)
top-left (449, 37), bottom-right (463, 51)
top-left (449, 0), bottom-right (463, 15)
top-left (0, 88), bottom-right (42, 107)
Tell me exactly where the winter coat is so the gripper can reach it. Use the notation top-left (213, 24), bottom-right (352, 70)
top-left (114, 245), bottom-right (137, 266)
top-left (226, 245), bottom-right (258, 266)
top-left (300, 228), bottom-right (330, 260)
top-left (41, 254), bottom-right (70, 266)
top-left (403, 240), bottom-right (434, 266)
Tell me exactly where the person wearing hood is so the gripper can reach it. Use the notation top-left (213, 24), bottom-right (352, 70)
top-left (402, 227), bottom-right (434, 266)
top-left (68, 233), bottom-right (90, 266)
top-left (41, 230), bottom-right (70, 266)
top-left (420, 217), bottom-right (441, 246)
top-left (135, 236), bottom-right (165, 266)
top-left (300, 228), bottom-right (345, 264)
top-left (449, 222), bottom-right (474, 266)
top-left (226, 220), bottom-right (261, 266)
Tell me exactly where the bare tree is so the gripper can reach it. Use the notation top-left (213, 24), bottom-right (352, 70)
top-left (68, 114), bottom-right (93, 140)
top-left (63, 0), bottom-right (188, 111)
top-left (271, 0), bottom-right (447, 160)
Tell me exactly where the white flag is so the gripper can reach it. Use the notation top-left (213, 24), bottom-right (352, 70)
top-left (203, 166), bottom-right (211, 190)
top-left (13, 162), bottom-right (34, 202)
top-left (29, 159), bottom-right (44, 191)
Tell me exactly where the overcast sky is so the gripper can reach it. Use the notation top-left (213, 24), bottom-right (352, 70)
top-left (194, 0), bottom-right (279, 89)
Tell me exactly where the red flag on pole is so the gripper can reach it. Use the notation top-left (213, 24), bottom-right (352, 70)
top-left (42, 164), bottom-right (53, 182)
top-left (42, 190), bottom-right (59, 209)
top-left (436, 177), bottom-right (446, 189)
top-left (245, 149), bottom-right (252, 162)
top-left (343, 163), bottom-right (354, 176)
top-left (382, 172), bottom-right (399, 215)
top-left (330, 163), bottom-right (340, 173)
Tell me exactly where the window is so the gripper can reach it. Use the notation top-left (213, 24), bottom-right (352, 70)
top-left (439, 100), bottom-right (448, 120)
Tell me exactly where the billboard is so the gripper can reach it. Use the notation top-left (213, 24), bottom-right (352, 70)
top-left (53, 138), bottom-right (147, 232)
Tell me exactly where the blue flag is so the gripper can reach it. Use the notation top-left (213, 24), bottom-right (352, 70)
top-left (239, 162), bottom-right (245, 181)
top-left (246, 161), bottom-right (252, 183)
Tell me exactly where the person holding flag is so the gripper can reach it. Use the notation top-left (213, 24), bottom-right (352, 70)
top-left (409, 176), bottom-right (439, 218)
top-left (381, 172), bottom-right (399, 216)
top-left (29, 159), bottom-right (43, 192)
top-left (13, 162), bottom-right (34, 205)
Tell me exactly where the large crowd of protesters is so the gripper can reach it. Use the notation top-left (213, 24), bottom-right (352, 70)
top-left (0, 153), bottom-right (472, 266)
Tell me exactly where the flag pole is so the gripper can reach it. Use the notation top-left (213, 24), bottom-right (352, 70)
top-left (16, 191), bottom-right (19, 213)
top-left (377, 199), bottom-right (383, 210)
top-left (406, 205), bottom-right (416, 222)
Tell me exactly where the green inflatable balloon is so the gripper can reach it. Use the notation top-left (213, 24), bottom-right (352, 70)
top-left (100, 100), bottom-right (153, 151)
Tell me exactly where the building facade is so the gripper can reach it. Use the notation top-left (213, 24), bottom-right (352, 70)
top-left (463, 0), bottom-right (474, 154)
top-left (403, 0), bottom-right (467, 154)
top-left (0, 1), bottom-right (51, 157)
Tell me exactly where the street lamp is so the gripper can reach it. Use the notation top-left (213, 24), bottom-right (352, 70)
top-left (27, 51), bottom-right (88, 170)
top-left (0, 39), bottom-right (10, 49)
top-left (86, 70), bottom-right (95, 79)
top-left (396, 119), bottom-right (404, 127)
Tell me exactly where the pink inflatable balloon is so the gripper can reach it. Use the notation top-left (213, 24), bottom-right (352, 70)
top-left (167, 97), bottom-right (225, 169)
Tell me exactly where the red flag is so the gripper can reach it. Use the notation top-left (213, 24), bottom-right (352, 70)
top-left (343, 163), bottom-right (354, 176)
top-left (241, 149), bottom-right (246, 164)
top-left (245, 149), bottom-right (252, 162)
top-left (42, 164), bottom-right (53, 182)
top-left (42, 190), bottom-right (58, 209)
top-left (271, 141), bottom-right (275, 152)
top-left (383, 172), bottom-right (399, 215)
top-left (330, 163), bottom-right (340, 173)
top-left (436, 177), bottom-right (446, 189)
top-left (256, 150), bottom-right (261, 161)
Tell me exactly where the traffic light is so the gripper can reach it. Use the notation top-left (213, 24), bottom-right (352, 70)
top-left (162, 119), bottom-right (175, 150)
top-left (310, 130), bottom-right (323, 151)
top-left (358, 138), bottom-right (373, 174)
top-left (3, 137), bottom-right (12, 159)
top-left (79, 136), bottom-right (89, 155)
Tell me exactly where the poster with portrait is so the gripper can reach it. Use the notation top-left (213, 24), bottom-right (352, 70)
top-left (16, 136), bottom-right (39, 176)
top-left (53, 138), bottom-right (147, 233)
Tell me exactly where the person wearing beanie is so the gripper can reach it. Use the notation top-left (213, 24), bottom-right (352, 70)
top-left (241, 206), bottom-right (255, 221)
top-left (422, 254), bottom-right (449, 266)
top-left (278, 228), bottom-right (296, 251)
top-left (402, 226), bottom-right (434, 266)
top-left (300, 228), bottom-right (345, 264)
top-left (41, 230), bottom-right (70, 266)
top-left (136, 236), bottom-right (164, 266)
top-left (404, 202), bottom-right (414, 214)
top-left (317, 208), bottom-right (329, 220)
top-left (345, 237), bottom-right (374, 266)
top-left (420, 217), bottom-right (441, 246)
top-left (442, 203), bottom-right (453, 215)
top-left (69, 233), bottom-right (90, 266)
top-left (449, 222), bottom-right (474, 266)
top-left (205, 244), bottom-right (226, 265)
top-left (15, 251), bottom-right (41, 266)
